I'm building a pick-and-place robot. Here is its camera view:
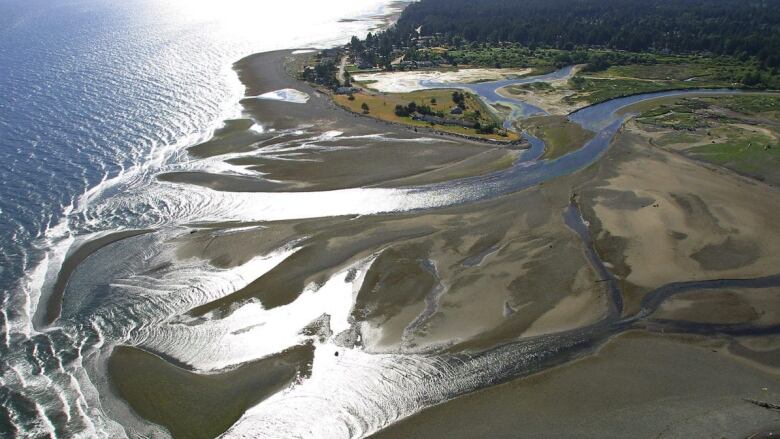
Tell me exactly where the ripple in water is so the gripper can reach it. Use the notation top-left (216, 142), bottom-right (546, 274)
top-left (0, 0), bottom-right (408, 436)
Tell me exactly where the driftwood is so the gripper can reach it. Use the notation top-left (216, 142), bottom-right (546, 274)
top-left (744, 398), bottom-right (780, 411)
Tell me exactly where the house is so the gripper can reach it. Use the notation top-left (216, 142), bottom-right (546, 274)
top-left (450, 106), bottom-right (463, 115)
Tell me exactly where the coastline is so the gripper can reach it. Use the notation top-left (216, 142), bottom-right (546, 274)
top-left (84, 2), bottom-right (780, 438)
top-left (105, 43), bottom-right (780, 436)
top-left (234, 50), bottom-right (527, 146)
top-left (154, 49), bottom-right (521, 195)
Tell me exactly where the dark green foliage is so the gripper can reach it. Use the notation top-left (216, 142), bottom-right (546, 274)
top-left (388, 0), bottom-right (780, 61)
top-left (452, 91), bottom-right (466, 109)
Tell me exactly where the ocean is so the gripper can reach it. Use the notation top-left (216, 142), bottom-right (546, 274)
top-left (0, 0), bottom-right (399, 435)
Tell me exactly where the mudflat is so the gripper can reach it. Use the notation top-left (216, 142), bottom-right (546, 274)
top-left (108, 344), bottom-right (313, 439)
top-left (106, 49), bottom-right (780, 437)
top-left (371, 332), bottom-right (780, 439)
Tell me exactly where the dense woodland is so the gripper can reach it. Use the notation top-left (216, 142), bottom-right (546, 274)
top-left (353, 0), bottom-right (780, 75)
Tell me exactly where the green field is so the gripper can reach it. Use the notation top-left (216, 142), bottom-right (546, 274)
top-left (521, 116), bottom-right (594, 160)
top-left (334, 89), bottom-right (519, 141)
top-left (565, 58), bottom-right (752, 105)
top-left (689, 134), bottom-right (780, 177)
top-left (630, 94), bottom-right (780, 184)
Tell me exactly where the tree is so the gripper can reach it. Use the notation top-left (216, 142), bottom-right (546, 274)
top-left (451, 91), bottom-right (465, 106)
top-left (361, 102), bottom-right (370, 114)
top-left (356, 0), bottom-right (780, 63)
top-left (741, 70), bottom-right (763, 87)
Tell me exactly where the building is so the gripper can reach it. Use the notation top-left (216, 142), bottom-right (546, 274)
top-left (450, 106), bottom-right (463, 115)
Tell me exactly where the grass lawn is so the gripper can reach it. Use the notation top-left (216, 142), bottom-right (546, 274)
top-left (333, 89), bottom-right (520, 142)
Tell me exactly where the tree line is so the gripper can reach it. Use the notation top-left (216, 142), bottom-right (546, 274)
top-left (361, 0), bottom-right (780, 70)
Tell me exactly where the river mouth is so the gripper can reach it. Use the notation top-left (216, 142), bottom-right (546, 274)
top-left (15, 47), bottom-right (780, 438)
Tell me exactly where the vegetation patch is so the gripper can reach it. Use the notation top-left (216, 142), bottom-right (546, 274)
top-left (521, 115), bottom-right (594, 160)
top-left (629, 94), bottom-right (780, 184)
top-left (334, 89), bottom-right (518, 141)
top-left (688, 134), bottom-right (780, 177)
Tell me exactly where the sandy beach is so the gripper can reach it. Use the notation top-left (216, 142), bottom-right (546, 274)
top-left (97, 49), bottom-right (780, 438)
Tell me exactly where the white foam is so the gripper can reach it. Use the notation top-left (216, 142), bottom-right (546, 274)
top-left (251, 88), bottom-right (310, 104)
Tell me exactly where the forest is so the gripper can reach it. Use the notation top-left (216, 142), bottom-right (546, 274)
top-left (357, 0), bottom-right (780, 71)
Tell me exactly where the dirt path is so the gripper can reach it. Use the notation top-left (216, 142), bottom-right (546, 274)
top-left (337, 54), bottom-right (348, 85)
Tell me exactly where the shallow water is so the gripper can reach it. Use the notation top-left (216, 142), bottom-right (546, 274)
top-left (0, 0), bottom-right (406, 435)
top-left (0, 0), bottom-right (754, 434)
top-left (424, 65), bottom-right (576, 122)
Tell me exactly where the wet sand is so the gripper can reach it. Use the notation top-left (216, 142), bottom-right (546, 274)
top-left (158, 50), bottom-right (520, 194)
top-left (574, 125), bottom-right (780, 316)
top-left (186, 118), bottom-right (268, 158)
top-left (38, 229), bottom-right (152, 326)
top-left (108, 344), bottom-right (313, 439)
top-left (96, 47), bottom-right (780, 437)
top-left (181, 178), bottom-right (609, 354)
top-left (371, 332), bottom-right (780, 438)
top-left (654, 287), bottom-right (780, 326)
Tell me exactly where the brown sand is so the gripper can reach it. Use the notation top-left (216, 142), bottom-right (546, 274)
top-left (372, 332), bottom-right (780, 439)
top-left (108, 344), bottom-right (313, 439)
top-left (574, 126), bottom-right (780, 315)
top-left (173, 50), bottom-right (518, 193)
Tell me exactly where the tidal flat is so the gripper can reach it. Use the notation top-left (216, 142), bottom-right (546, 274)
top-left (88, 49), bottom-right (780, 437)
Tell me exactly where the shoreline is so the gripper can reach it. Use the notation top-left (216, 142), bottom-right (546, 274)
top-left (94, 4), bottom-right (780, 438)
top-left (38, 228), bottom-right (153, 326)
top-left (234, 49), bottom-right (528, 147)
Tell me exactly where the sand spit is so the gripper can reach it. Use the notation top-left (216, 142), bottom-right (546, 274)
top-left (496, 64), bottom-right (584, 115)
top-left (161, 50), bottom-right (516, 193)
top-left (108, 344), bottom-right (313, 438)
